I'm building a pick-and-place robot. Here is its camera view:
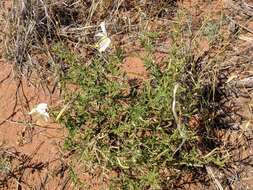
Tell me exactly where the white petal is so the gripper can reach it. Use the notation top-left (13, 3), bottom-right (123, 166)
top-left (36, 103), bottom-right (48, 112)
top-left (100, 21), bottom-right (107, 36)
top-left (28, 103), bottom-right (49, 120)
top-left (98, 37), bottom-right (111, 52)
top-left (95, 32), bottom-right (105, 37)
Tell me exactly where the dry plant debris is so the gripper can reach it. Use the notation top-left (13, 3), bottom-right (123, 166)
top-left (1, 0), bottom-right (253, 189)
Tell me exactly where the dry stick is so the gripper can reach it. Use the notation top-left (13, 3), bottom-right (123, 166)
top-left (0, 80), bottom-right (21, 126)
top-left (15, 176), bottom-right (22, 190)
top-left (0, 111), bottom-right (20, 126)
top-left (206, 166), bottom-right (224, 190)
top-left (227, 17), bottom-right (253, 35)
top-left (60, 176), bottom-right (71, 190)
top-left (19, 80), bottom-right (32, 120)
top-left (232, 77), bottom-right (253, 88)
top-left (38, 173), bottom-right (48, 190)
top-left (87, 0), bottom-right (102, 25)
top-left (56, 95), bottom-right (79, 121)
top-left (172, 83), bottom-right (186, 156)
top-left (2, 144), bottom-right (45, 189)
top-left (0, 70), bottom-right (12, 85)
top-left (241, 1), bottom-right (253, 16)
top-left (229, 0), bottom-right (253, 17)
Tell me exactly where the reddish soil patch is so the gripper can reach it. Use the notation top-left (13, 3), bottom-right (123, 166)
top-left (247, 20), bottom-right (253, 31)
top-left (198, 37), bottom-right (210, 53)
top-left (121, 56), bottom-right (149, 80)
top-left (0, 60), bottom-right (71, 189)
top-left (0, 0), bottom-right (71, 181)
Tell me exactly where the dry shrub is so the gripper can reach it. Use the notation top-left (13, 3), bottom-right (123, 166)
top-left (4, 0), bottom-right (177, 76)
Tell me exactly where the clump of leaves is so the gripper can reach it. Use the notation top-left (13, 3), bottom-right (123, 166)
top-left (55, 13), bottom-right (227, 189)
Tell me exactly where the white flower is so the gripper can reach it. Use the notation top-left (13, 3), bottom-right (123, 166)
top-left (28, 103), bottom-right (49, 121)
top-left (95, 21), bottom-right (111, 53)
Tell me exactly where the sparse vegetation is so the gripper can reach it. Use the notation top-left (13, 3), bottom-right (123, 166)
top-left (50, 8), bottom-right (228, 189)
top-left (2, 0), bottom-right (253, 189)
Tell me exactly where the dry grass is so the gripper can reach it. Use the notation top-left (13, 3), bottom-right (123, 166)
top-left (2, 0), bottom-right (253, 189)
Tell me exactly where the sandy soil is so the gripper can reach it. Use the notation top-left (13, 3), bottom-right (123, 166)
top-left (0, 2), bottom-right (71, 188)
top-left (0, 61), bottom-right (71, 189)
top-left (1, 0), bottom-right (253, 189)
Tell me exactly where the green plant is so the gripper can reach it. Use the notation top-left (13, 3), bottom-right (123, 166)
top-left (0, 157), bottom-right (10, 174)
top-left (54, 11), bottom-right (227, 189)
